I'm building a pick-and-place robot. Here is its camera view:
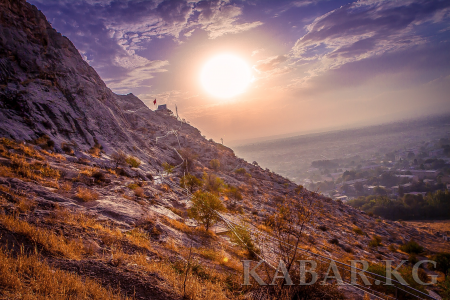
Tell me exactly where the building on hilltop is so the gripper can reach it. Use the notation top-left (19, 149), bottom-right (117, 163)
top-left (155, 104), bottom-right (174, 116)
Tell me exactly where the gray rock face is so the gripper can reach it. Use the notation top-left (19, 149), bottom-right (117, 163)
top-left (0, 0), bottom-right (201, 169)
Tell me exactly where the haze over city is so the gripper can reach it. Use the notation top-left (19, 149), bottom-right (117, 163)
top-left (29, 0), bottom-right (450, 142)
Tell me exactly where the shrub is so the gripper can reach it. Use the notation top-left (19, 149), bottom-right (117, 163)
top-left (408, 254), bottom-right (418, 265)
top-left (126, 155), bottom-right (141, 168)
top-left (76, 187), bottom-right (99, 202)
top-left (134, 187), bottom-right (145, 198)
top-left (127, 183), bottom-right (139, 190)
top-left (225, 185), bottom-right (243, 205)
top-left (352, 227), bottom-right (364, 235)
top-left (178, 148), bottom-right (198, 172)
top-left (439, 276), bottom-right (450, 299)
top-left (368, 235), bottom-right (382, 248)
top-left (162, 162), bottom-right (174, 174)
top-left (399, 239), bottom-right (423, 254)
top-left (388, 244), bottom-right (397, 252)
top-left (111, 150), bottom-right (127, 165)
top-left (209, 159), bottom-right (220, 171)
top-left (229, 225), bottom-right (260, 259)
top-left (430, 252), bottom-right (450, 276)
top-left (202, 172), bottom-right (224, 195)
top-left (88, 140), bottom-right (103, 157)
top-left (317, 225), bottom-right (327, 232)
top-left (180, 174), bottom-right (203, 193)
top-left (329, 238), bottom-right (339, 245)
top-left (188, 191), bottom-right (226, 231)
top-left (235, 168), bottom-right (246, 175)
top-left (92, 171), bottom-right (105, 183)
top-left (61, 143), bottom-right (74, 155)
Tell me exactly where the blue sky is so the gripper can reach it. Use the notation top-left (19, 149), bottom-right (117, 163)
top-left (29, 0), bottom-right (450, 143)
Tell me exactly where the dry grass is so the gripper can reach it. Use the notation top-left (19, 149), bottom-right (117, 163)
top-left (80, 166), bottom-right (98, 177)
top-left (60, 181), bottom-right (72, 191)
top-left (0, 248), bottom-right (127, 300)
top-left (76, 187), bottom-right (99, 202)
top-left (126, 253), bottom-right (231, 300)
top-left (0, 138), bottom-right (44, 160)
top-left (16, 197), bottom-right (37, 213)
top-left (0, 214), bottom-right (84, 259)
top-left (124, 228), bottom-right (152, 251)
top-left (41, 150), bottom-right (67, 161)
top-left (5, 155), bottom-right (60, 183)
top-left (134, 187), bottom-right (145, 198)
top-left (163, 217), bottom-right (194, 235)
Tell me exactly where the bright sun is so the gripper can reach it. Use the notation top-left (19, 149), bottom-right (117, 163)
top-left (201, 54), bottom-right (251, 99)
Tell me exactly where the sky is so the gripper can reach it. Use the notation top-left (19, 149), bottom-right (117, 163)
top-left (29, 0), bottom-right (450, 144)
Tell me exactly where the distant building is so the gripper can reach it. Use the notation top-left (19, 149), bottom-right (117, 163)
top-left (155, 104), bottom-right (173, 116)
top-left (405, 192), bottom-right (427, 197)
top-left (156, 104), bottom-right (167, 111)
top-left (335, 195), bottom-right (349, 202)
top-left (409, 170), bottom-right (438, 179)
top-left (395, 175), bottom-right (419, 182)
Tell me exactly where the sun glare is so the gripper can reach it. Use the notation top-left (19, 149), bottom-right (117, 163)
top-left (201, 54), bottom-right (251, 99)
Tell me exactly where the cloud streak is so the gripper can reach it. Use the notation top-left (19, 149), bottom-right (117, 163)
top-left (290, 0), bottom-right (450, 84)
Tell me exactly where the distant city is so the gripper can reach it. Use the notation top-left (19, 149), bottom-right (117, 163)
top-left (235, 115), bottom-right (450, 202)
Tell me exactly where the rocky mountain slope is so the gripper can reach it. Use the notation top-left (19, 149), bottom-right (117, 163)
top-left (0, 0), bottom-right (448, 299)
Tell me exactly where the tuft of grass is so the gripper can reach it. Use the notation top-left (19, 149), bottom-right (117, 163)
top-left (59, 181), bottom-right (72, 192)
top-left (134, 187), bottom-right (145, 198)
top-left (76, 187), bottom-right (99, 202)
top-left (127, 183), bottom-right (139, 190)
top-left (126, 155), bottom-right (141, 168)
top-left (352, 227), bottom-right (364, 235)
top-left (368, 235), bottom-right (382, 248)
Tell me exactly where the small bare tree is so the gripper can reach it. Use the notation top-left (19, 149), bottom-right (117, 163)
top-left (266, 193), bottom-right (317, 272)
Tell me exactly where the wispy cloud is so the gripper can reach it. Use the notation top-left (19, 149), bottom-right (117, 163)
top-left (289, 0), bottom-right (450, 85)
top-left (30, 0), bottom-right (264, 93)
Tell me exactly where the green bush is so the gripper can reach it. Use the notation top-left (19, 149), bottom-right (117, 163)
top-left (352, 227), bottom-right (364, 235)
top-left (188, 191), bottom-right (226, 231)
top-left (368, 235), bottom-right (382, 248)
top-left (209, 159), bottom-right (220, 171)
top-left (202, 172), bottom-right (224, 195)
top-left (162, 162), bottom-right (174, 174)
top-left (229, 224), bottom-right (260, 259)
top-left (430, 252), bottom-right (450, 276)
top-left (126, 155), bottom-right (141, 168)
top-left (235, 168), bottom-right (246, 175)
top-left (399, 240), bottom-right (423, 254)
top-left (180, 174), bottom-right (203, 193)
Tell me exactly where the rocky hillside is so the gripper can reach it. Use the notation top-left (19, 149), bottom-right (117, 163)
top-left (0, 0), bottom-right (448, 299)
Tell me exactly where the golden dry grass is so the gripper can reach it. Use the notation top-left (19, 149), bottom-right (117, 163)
top-left (127, 253), bottom-right (231, 300)
top-left (0, 248), bottom-right (127, 300)
top-left (0, 214), bottom-right (84, 259)
top-left (60, 181), bottom-right (72, 191)
top-left (0, 138), bottom-right (44, 161)
top-left (80, 167), bottom-right (98, 177)
top-left (76, 187), bottom-right (99, 202)
top-left (41, 150), bottom-right (67, 161)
